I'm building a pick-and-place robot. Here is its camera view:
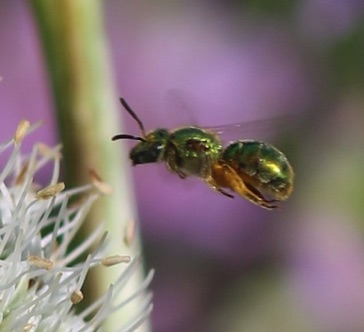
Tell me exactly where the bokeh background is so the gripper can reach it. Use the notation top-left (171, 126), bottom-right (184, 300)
top-left (1, 1), bottom-right (364, 331)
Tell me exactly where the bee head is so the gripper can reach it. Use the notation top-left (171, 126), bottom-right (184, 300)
top-left (112, 98), bottom-right (171, 165)
top-left (129, 129), bottom-right (170, 165)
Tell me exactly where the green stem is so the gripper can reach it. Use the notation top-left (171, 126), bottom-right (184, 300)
top-left (29, 1), bottom-right (150, 330)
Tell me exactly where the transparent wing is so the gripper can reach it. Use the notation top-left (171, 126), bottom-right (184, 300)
top-left (205, 114), bottom-right (297, 143)
top-left (164, 88), bottom-right (197, 126)
top-left (164, 88), bottom-right (301, 142)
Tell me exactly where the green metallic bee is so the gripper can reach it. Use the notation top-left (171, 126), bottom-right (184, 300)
top-left (112, 98), bottom-right (294, 209)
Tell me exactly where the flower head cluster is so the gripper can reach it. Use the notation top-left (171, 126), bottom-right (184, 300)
top-left (0, 121), bottom-right (153, 332)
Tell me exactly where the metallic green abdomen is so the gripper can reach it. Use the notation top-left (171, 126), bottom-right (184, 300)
top-left (222, 140), bottom-right (294, 200)
top-left (165, 127), bottom-right (222, 178)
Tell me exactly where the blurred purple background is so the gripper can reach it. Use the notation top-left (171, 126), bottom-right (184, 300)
top-left (1, 1), bottom-right (364, 331)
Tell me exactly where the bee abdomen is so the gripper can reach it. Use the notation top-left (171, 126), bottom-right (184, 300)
top-left (221, 140), bottom-right (294, 200)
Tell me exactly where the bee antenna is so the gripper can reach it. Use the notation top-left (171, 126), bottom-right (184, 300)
top-left (119, 98), bottom-right (146, 136)
top-left (112, 134), bottom-right (146, 142)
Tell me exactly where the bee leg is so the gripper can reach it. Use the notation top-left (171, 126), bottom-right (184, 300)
top-left (166, 162), bottom-right (187, 179)
top-left (199, 152), bottom-right (234, 198)
top-left (247, 194), bottom-right (279, 209)
top-left (205, 176), bottom-right (234, 198)
top-left (164, 142), bottom-right (188, 179)
top-left (176, 170), bottom-right (187, 179)
top-left (243, 182), bottom-right (279, 210)
top-left (211, 162), bottom-right (278, 209)
top-left (217, 187), bottom-right (235, 198)
top-left (215, 182), bottom-right (234, 198)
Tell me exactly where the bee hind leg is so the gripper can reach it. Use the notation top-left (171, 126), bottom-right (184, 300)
top-left (215, 184), bottom-right (235, 198)
top-left (211, 162), bottom-right (279, 209)
top-left (205, 176), bottom-right (235, 198)
top-left (217, 187), bottom-right (235, 198)
top-left (244, 182), bottom-right (279, 210)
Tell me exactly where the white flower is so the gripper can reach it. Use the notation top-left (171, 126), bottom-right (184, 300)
top-left (0, 121), bottom-right (153, 332)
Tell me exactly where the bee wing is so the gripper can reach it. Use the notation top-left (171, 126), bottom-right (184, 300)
top-left (164, 88), bottom-right (197, 126)
top-left (164, 88), bottom-right (302, 142)
top-left (205, 114), bottom-right (297, 143)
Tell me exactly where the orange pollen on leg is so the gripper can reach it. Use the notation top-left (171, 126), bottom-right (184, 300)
top-left (211, 162), bottom-right (238, 189)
